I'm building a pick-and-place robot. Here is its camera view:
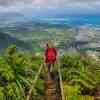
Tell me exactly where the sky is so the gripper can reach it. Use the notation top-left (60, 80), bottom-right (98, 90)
top-left (0, 0), bottom-right (100, 15)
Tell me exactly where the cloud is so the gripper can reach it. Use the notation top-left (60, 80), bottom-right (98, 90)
top-left (0, 0), bottom-right (100, 14)
top-left (0, 0), bottom-right (99, 7)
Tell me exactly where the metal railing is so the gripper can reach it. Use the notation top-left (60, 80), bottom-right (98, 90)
top-left (26, 64), bottom-right (43, 100)
top-left (57, 62), bottom-right (65, 100)
top-left (26, 62), bottom-right (65, 100)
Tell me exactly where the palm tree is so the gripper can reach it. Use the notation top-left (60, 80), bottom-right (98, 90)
top-left (0, 45), bottom-right (36, 100)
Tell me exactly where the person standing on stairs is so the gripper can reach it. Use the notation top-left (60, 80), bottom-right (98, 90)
top-left (44, 40), bottom-right (58, 78)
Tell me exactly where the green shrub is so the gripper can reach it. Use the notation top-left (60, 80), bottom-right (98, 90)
top-left (0, 45), bottom-right (43, 100)
top-left (61, 52), bottom-right (100, 96)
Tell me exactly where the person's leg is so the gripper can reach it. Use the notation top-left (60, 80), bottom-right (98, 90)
top-left (47, 63), bottom-right (51, 73)
top-left (50, 62), bottom-right (55, 72)
top-left (47, 63), bottom-right (52, 79)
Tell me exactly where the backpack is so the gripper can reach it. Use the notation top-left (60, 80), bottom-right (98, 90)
top-left (46, 48), bottom-right (56, 61)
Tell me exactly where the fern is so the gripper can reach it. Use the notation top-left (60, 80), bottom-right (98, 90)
top-left (61, 52), bottom-right (100, 96)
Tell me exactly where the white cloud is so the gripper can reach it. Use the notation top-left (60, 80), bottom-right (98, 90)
top-left (0, 0), bottom-right (99, 7)
top-left (0, 0), bottom-right (100, 14)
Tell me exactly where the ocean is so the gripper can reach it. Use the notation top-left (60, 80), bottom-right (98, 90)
top-left (37, 15), bottom-right (100, 27)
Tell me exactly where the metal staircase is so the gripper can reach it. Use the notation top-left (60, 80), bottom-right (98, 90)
top-left (44, 77), bottom-right (59, 100)
top-left (26, 63), bottom-right (65, 100)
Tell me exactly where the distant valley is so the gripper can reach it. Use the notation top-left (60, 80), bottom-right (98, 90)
top-left (0, 14), bottom-right (100, 55)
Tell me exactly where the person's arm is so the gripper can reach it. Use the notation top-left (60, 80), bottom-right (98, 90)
top-left (43, 54), bottom-right (45, 62)
top-left (43, 49), bottom-right (47, 63)
top-left (54, 48), bottom-right (59, 63)
top-left (42, 50), bottom-right (47, 73)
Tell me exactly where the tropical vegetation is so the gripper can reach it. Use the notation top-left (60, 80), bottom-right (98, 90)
top-left (0, 45), bottom-right (100, 100)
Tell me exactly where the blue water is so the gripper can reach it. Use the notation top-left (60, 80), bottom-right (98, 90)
top-left (1, 14), bottom-right (100, 28)
top-left (37, 15), bottom-right (100, 27)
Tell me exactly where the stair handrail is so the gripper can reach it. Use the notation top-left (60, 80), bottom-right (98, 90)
top-left (57, 62), bottom-right (65, 100)
top-left (26, 64), bottom-right (43, 100)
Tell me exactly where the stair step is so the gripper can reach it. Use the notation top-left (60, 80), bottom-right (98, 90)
top-left (46, 95), bottom-right (59, 100)
top-left (46, 90), bottom-right (57, 95)
top-left (45, 80), bottom-right (55, 84)
top-left (46, 88), bottom-right (56, 91)
top-left (46, 93), bottom-right (57, 96)
top-left (46, 86), bottom-right (56, 89)
top-left (44, 71), bottom-right (60, 100)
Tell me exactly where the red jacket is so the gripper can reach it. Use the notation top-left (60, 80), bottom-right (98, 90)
top-left (45, 48), bottom-right (57, 64)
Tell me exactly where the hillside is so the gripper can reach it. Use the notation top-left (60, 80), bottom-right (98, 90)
top-left (0, 15), bottom-right (100, 54)
top-left (0, 32), bottom-right (32, 52)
